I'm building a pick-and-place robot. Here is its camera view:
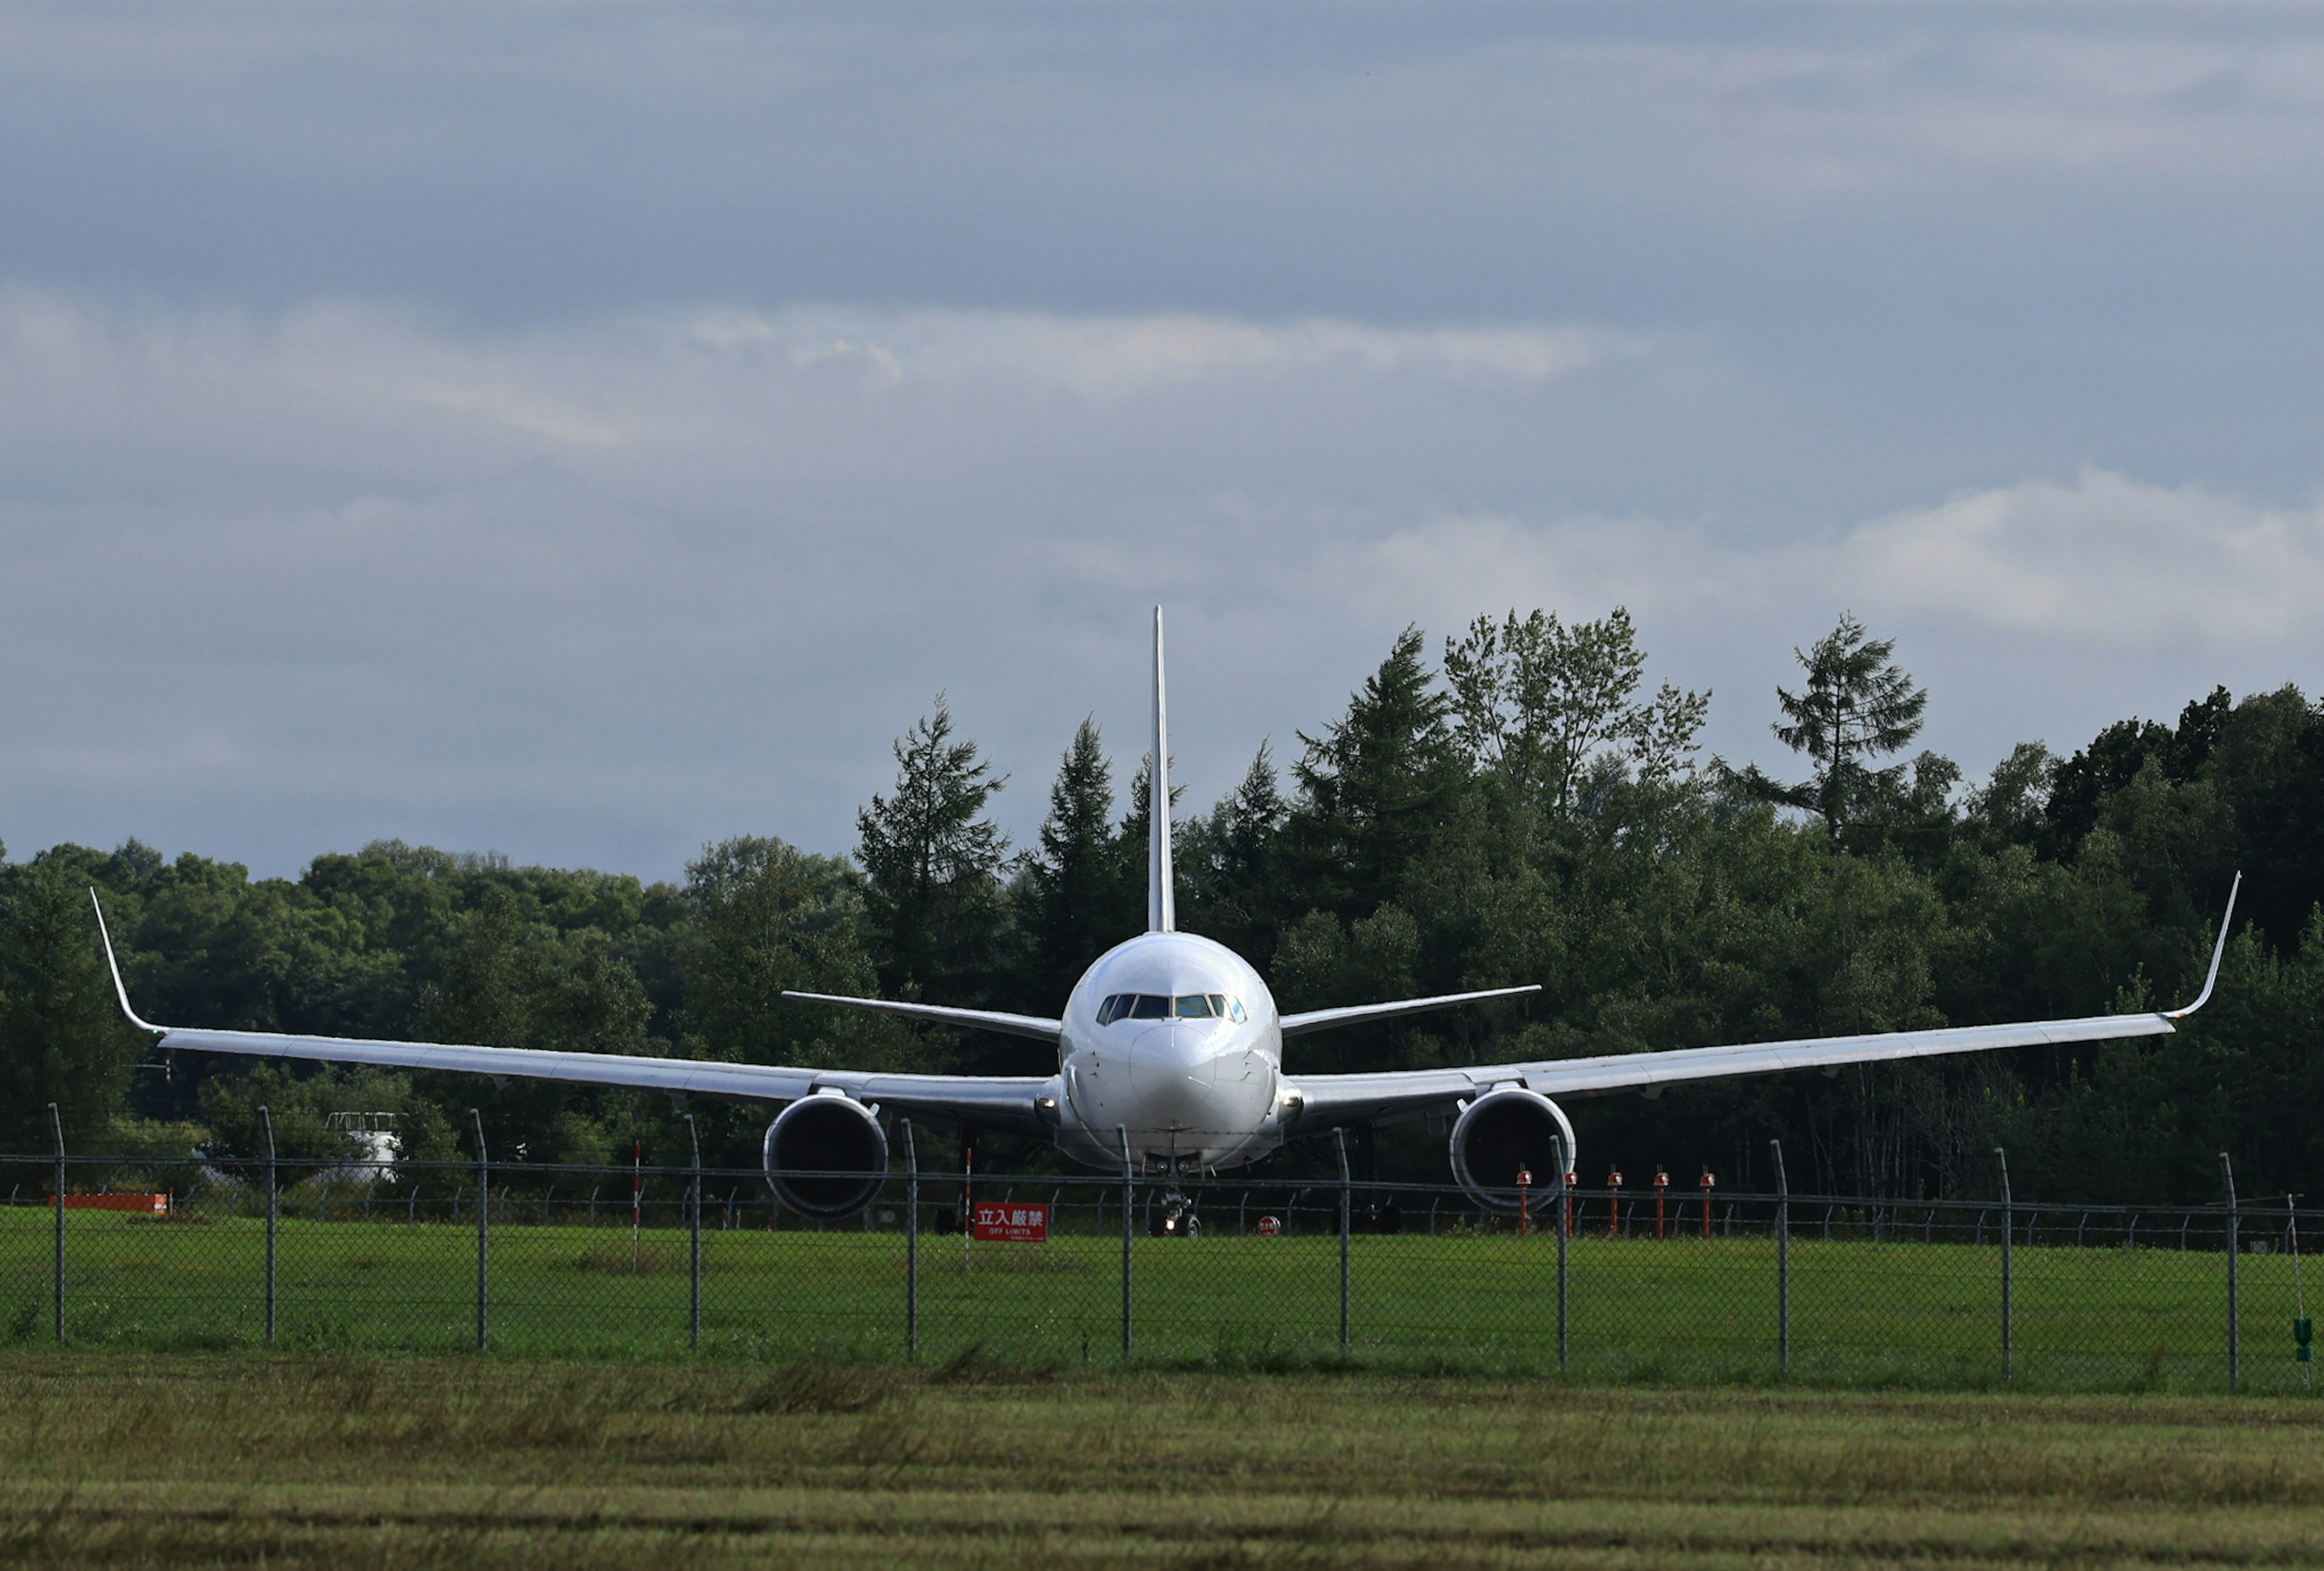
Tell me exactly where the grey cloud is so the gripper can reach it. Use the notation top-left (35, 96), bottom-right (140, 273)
top-left (4, 3), bottom-right (2323, 874)
top-left (2, 295), bottom-right (2311, 880)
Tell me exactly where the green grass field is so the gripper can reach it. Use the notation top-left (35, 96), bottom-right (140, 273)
top-left (4, 1354), bottom-right (2323, 1569)
top-left (5, 1204), bottom-right (2313, 1392)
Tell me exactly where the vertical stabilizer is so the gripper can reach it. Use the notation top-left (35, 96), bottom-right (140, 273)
top-left (1149, 607), bottom-right (1175, 932)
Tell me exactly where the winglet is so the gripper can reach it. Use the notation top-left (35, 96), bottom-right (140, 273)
top-left (2164, 871), bottom-right (2242, 1019)
top-left (1149, 605), bottom-right (1175, 934)
top-left (88, 889), bottom-right (164, 1035)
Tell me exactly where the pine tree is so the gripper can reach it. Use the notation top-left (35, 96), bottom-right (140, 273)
top-left (1762, 612), bottom-right (1929, 846)
top-left (1285, 626), bottom-right (1463, 916)
top-left (1022, 719), bottom-right (1124, 1007)
top-left (1180, 742), bottom-right (1287, 957)
top-left (856, 697), bottom-right (1009, 1000)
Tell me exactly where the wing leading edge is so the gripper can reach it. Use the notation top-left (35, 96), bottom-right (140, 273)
top-left (90, 893), bottom-right (1057, 1133)
top-left (1289, 874), bottom-right (2241, 1130)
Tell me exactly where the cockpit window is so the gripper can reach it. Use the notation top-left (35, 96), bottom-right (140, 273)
top-left (1097, 992), bottom-right (1248, 1025)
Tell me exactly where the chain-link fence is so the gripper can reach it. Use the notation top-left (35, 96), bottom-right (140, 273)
top-left (4, 1138), bottom-right (2317, 1390)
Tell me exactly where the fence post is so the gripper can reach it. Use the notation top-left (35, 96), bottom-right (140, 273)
top-left (47, 1103), bottom-right (64, 1343)
top-left (2222, 1151), bottom-right (2240, 1389)
top-left (1554, 1134), bottom-right (1570, 1370)
top-left (470, 1110), bottom-right (488, 1352)
top-left (1770, 1139), bottom-right (1789, 1374)
top-left (2289, 1193), bottom-right (2310, 1393)
top-left (1995, 1146), bottom-right (2012, 1382)
top-left (903, 1121), bottom-right (919, 1363)
top-left (1117, 1127), bottom-right (1134, 1361)
top-left (684, 1113), bottom-right (701, 1352)
top-left (258, 1105), bottom-right (278, 1344)
top-left (1333, 1128), bottom-right (1351, 1352)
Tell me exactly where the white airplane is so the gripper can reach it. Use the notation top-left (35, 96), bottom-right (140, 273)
top-left (94, 610), bottom-right (2239, 1218)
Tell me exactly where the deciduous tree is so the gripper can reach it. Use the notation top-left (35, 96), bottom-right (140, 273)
top-left (0, 862), bottom-right (148, 1153)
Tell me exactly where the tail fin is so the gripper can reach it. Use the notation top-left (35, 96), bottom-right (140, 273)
top-left (1149, 606), bottom-right (1175, 933)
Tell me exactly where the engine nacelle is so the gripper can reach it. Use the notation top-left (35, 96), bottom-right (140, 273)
top-left (1449, 1087), bottom-right (1577, 1212)
top-left (763, 1093), bottom-right (888, 1219)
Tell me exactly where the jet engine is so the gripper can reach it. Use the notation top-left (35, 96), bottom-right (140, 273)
top-left (763, 1093), bottom-right (888, 1218)
top-left (1448, 1087), bottom-right (1575, 1211)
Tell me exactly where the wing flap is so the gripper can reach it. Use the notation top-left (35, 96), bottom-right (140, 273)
top-left (152, 1026), bottom-right (1057, 1127)
top-left (1521, 1011), bottom-right (2178, 1098)
top-left (154, 1027), bottom-right (818, 1100)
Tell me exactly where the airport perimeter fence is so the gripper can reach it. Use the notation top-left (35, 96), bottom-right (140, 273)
top-left (3, 1128), bottom-right (2320, 1392)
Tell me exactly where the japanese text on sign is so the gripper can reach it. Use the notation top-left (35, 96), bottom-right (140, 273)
top-left (971, 1202), bottom-right (1049, 1242)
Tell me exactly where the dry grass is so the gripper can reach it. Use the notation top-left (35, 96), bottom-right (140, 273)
top-left (2, 1353), bottom-right (2323, 1568)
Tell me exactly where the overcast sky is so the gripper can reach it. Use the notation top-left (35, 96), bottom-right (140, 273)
top-left (4, 1), bottom-right (2322, 882)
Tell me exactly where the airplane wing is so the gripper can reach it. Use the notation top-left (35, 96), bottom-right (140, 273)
top-left (90, 894), bottom-right (1059, 1133)
top-left (1288, 874), bottom-right (2240, 1131)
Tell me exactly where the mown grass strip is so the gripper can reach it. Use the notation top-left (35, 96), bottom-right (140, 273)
top-left (5, 1355), bottom-right (2324, 1569)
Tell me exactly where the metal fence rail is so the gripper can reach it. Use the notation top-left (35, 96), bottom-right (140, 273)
top-left (2, 1135), bottom-right (2315, 1391)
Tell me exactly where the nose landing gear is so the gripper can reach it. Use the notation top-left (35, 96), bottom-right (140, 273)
top-left (1149, 1190), bottom-right (1201, 1237)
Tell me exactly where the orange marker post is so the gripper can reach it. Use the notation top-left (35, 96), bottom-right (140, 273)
top-left (1607, 1169), bottom-right (1624, 1238)
top-left (1699, 1168), bottom-right (1716, 1239)
top-left (1517, 1169), bottom-right (1532, 1238)
top-left (1564, 1170), bottom-right (1577, 1238)
top-left (1654, 1170), bottom-right (1670, 1240)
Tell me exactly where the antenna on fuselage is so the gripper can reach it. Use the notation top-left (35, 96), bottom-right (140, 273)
top-left (1149, 605), bottom-right (1175, 933)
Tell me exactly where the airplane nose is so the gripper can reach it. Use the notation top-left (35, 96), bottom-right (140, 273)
top-left (1112, 1024), bottom-right (1270, 1141)
top-left (1128, 1024), bottom-right (1200, 1087)
top-left (1121, 1027), bottom-right (1214, 1123)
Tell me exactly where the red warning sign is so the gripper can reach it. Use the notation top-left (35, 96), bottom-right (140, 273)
top-left (971, 1201), bottom-right (1050, 1242)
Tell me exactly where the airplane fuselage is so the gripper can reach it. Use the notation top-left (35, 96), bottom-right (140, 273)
top-left (1052, 930), bottom-right (1290, 1173)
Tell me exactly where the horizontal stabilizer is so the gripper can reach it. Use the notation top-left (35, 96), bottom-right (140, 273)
top-left (1279, 984), bottom-right (1541, 1038)
top-left (781, 992), bottom-right (1064, 1043)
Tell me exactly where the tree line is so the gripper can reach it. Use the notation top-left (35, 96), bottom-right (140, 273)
top-left (1, 607), bottom-right (2315, 1204)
